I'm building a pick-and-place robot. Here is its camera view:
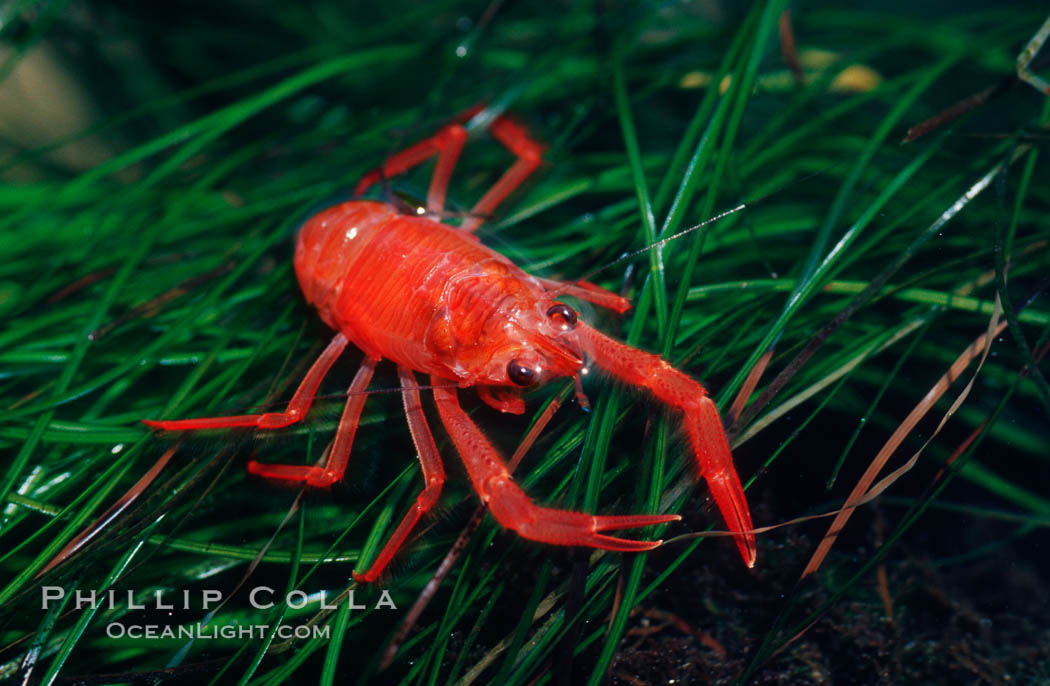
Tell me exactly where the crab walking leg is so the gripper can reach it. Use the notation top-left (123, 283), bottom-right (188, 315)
top-left (354, 367), bottom-right (446, 583)
top-left (143, 333), bottom-right (349, 431)
top-left (246, 356), bottom-right (378, 488)
top-left (459, 116), bottom-right (543, 233)
top-left (573, 322), bottom-right (757, 567)
top-left (353, 123), bottom-right (467, 213)
top-left (432, 380), bottom-right (680, 552)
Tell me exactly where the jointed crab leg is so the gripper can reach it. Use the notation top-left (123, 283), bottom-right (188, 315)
top-left (353, 123), bottom-right (467, 214)
top-left (143, 334), bottom-right (376, 488)
top-left (573, 322), bottom-right (757, 567)
top-left (353, 367), bottom-right (446, 583)
top-left (432, 380), bottom-right (680, 552)
top-left (352, 107), bottom-right (543, 234)
top-left (458, 115), bottom-right (543, 233)
top-left (245, 356), bottom-right (377, 488)
top-left (143, 333), bottom-right (349, 431)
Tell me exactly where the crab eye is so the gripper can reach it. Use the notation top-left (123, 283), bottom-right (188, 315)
top-left (507, 359), bottom-right (538, 387)
top-left (546, 303), bottom-right (578, 330)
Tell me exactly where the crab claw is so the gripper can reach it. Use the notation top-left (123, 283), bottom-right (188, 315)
top-left (434, 381), bottom-right (679, 553)
top-left (483, 477), bottom-right (681, 553)
top-left (689, 396), bottom-right (756, 567)
top-left (574, 512), bottom-right (682, 552)
top-left (572, 322), bottom-right (757, 567)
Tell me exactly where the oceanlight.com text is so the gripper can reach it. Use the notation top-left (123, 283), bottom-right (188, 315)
top-left (106, 623), bottom-right (332, 640)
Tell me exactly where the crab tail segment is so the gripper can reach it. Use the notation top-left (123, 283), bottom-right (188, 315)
top-left (573, 322), bottom-right (757, 568)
